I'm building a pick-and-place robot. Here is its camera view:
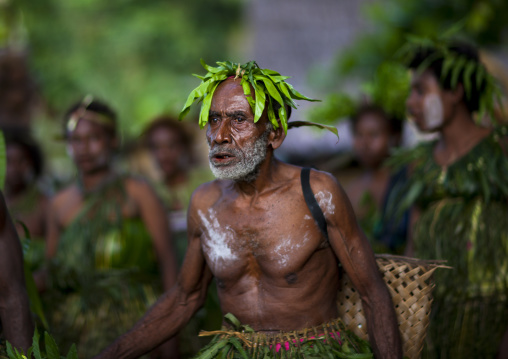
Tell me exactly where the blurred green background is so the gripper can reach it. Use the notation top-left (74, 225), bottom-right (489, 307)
top-left (1, 0), bottom-right (506, 179)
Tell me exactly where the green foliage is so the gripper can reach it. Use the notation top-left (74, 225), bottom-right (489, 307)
top-left (179, 60), bottom-right (326, 136)
top-left (334, 0), bottom-right (508, 79)
top-left (18, 221), bottom-right (49, 330)
top-left (3, 328), bottom-right (78, 359)
top-left (307, 62), bottom-right (409, 126)
top-left (12, 0), bottom-right (243, 136)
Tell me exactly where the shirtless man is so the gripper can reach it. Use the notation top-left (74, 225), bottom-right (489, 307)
top-left (95, 64), bottom-right (402, 359)
top-left (0, 190), bottom-right (34, 353)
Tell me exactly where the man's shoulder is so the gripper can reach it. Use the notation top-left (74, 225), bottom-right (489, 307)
top-left (307, 167), bottom-right (343, 194)
top-left (189, 179), bottom-right (223, 207)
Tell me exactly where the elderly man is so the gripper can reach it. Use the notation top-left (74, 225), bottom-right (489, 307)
top-left (94, 61), bottom-right (402, 359)
top-left (0, 189), bottom-right (34, 353)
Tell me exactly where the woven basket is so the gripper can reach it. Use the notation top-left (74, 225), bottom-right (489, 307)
top-left (337, 254), bottom-right (448, 359)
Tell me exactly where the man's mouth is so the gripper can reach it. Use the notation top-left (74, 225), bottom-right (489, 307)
top-left (210, 151), bottom-right (237, 165)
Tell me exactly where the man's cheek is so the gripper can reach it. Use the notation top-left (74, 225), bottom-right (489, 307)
top-left (423, 93), bottom-right (444, 130)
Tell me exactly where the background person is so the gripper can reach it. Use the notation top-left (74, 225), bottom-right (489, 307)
top-left (389, 38), bottom-right (508, 358)
top-left (42, 97), bottom-right (178, 358)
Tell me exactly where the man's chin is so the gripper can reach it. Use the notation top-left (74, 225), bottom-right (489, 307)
top-left (209, 163), bottom-right (259, 183)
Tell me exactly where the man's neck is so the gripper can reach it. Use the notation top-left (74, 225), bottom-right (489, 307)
top-left (435, 104), bottom-right (490, 165)
top-left (233, 153), bottom-right (280, 196)
top-left (79, 168), bottom-right (114, 193)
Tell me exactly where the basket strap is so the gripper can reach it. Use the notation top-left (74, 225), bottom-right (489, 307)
top-left (301, 168), bottom-right (329, 241)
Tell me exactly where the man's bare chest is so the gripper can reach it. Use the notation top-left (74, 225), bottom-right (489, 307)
top-left (197, 198), bottom-right (328, 280)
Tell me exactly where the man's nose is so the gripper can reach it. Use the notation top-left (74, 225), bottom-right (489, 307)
top-left (213, 121), bottom-right (232, 144)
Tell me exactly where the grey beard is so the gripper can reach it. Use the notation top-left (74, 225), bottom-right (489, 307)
top-left (208, 130), bottom-right (270, 182)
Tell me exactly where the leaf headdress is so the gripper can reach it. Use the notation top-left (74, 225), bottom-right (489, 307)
top-left (397, 34), bottom-right (503, 122)
top-left (179, 60), bottom-right (339, 138)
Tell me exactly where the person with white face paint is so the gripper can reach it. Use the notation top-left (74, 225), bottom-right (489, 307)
top-left (390, 38), bottom-right (508, 358)
top-left (94, 61), bottom-right (402, 359)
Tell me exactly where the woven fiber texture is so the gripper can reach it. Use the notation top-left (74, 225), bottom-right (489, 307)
top-left (337, 254), bottom-right (448, 359)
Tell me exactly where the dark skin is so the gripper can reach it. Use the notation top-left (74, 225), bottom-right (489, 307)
top-left (0, 190), bottom-right (34, 353)
top-left (406, 70), bottom-right (508, 358)
top-left (43, 117), bottom-right (178, 358)
top-left (346, 112), bottom-right (396, 219)
top-left (94, 78), bottom-right (402, 359)
top-left (5, 143), bottom-right (49, 239)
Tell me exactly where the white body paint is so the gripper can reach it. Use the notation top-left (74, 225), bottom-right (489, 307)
top-left (423, 93), bottom-right (444, 130)
top-left (273, 233), bottom-right (310, 267)
top-left (315, 191), bottom-right (335, 216)
top-left (198, 209), bottom-right (238, 270)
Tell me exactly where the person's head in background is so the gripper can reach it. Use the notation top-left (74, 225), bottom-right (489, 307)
top-left (63, 97), bottom-right (118, 176)
top-left (4, 129), bottom-right (44, 195)
top-left (351, 104), bottom-right (402, 170)
top-left (142, 115), bottom-right (193, 183)
top-left (406, 41), bottom-right (486, 133)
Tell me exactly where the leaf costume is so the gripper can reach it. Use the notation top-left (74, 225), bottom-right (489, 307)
top-left (194, 314), bottom-right (372, 359)
top-left (387, 126), bottom-right (508, 358)
top-left (44, 175), bottom-right (160, 358)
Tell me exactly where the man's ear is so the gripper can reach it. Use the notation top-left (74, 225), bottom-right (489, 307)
top-left (268, 121), bottom-right (286, 150)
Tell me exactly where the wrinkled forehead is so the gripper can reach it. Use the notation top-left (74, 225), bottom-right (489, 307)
top-left (210, 78), bottom-right (253, 114)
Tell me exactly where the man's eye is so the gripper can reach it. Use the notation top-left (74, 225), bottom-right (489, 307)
top-left (235, 117), bottom-right (246, 123)
top-left (209, 117), bottom-right (219, 124)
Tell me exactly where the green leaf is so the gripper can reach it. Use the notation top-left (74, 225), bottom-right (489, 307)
top-left (199, 81), bottom-right (221, 128)
top-left (229, 338), bottom-right (249, 359)
top-left (476, 65), bottom-right (485, 89)
top-left (253, 82), bottom-right (266, 123)
top-left (287, 120), bottom-right (339, 140)
top-left (224, 313), bottom-right (242, 330)
top-left (441, 56), bottom-right (454, 82)
top-left (44, 331), bottom-right (60, 359)
top-left (258, 76), bottom-right (285, 107)
top-left (463, 61), bottom-right (476, 99)
top-left (450, 56), bottom-right (466, 89)
top-left (65, 344), bottom-right (78, 359)
top-left (32, 328), bottom-right (42, 359)
top-left (179, 79), bottom-right (212, 121)
top-left (285, 83), bottom-right (320, 102)
top-left (241, 77), bottom-right (255, 110)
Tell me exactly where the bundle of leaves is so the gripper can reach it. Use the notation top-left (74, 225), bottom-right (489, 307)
top-left (3, 329), bottom-right (77, 359)
top-left (179, 60), bottom-right (339, 138)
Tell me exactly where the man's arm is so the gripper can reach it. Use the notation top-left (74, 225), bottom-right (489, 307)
top-left (128, 179), bottom-right (178, 290)
top-left (0, 190), bottom-right (34, 353)
top-left (93, 189), bottom-right (213, 359)
top-left (312, 170), bottom-right (402, 359)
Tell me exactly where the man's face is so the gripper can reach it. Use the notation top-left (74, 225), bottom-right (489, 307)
top-left (353, 112), bottom-right (392, 169)
top-left (148, 126), bottom-right (185, 178)
top-left (406, 70), bottom-right (455, 133)
top-left (206, 79), bottom-right (270, 182)
top-left (67, 118), bottom-right (114, 175)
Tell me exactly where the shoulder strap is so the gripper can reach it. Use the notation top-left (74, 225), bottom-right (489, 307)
top-left (301, 168), bottom-right (329, 241)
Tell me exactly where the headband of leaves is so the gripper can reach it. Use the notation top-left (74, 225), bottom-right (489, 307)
top-left (397, 34), bottom-right (503, 122)
top-left (179, 60), bottom-right (339, 138)
top-left (307, 62), bottom-right (410, 125)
